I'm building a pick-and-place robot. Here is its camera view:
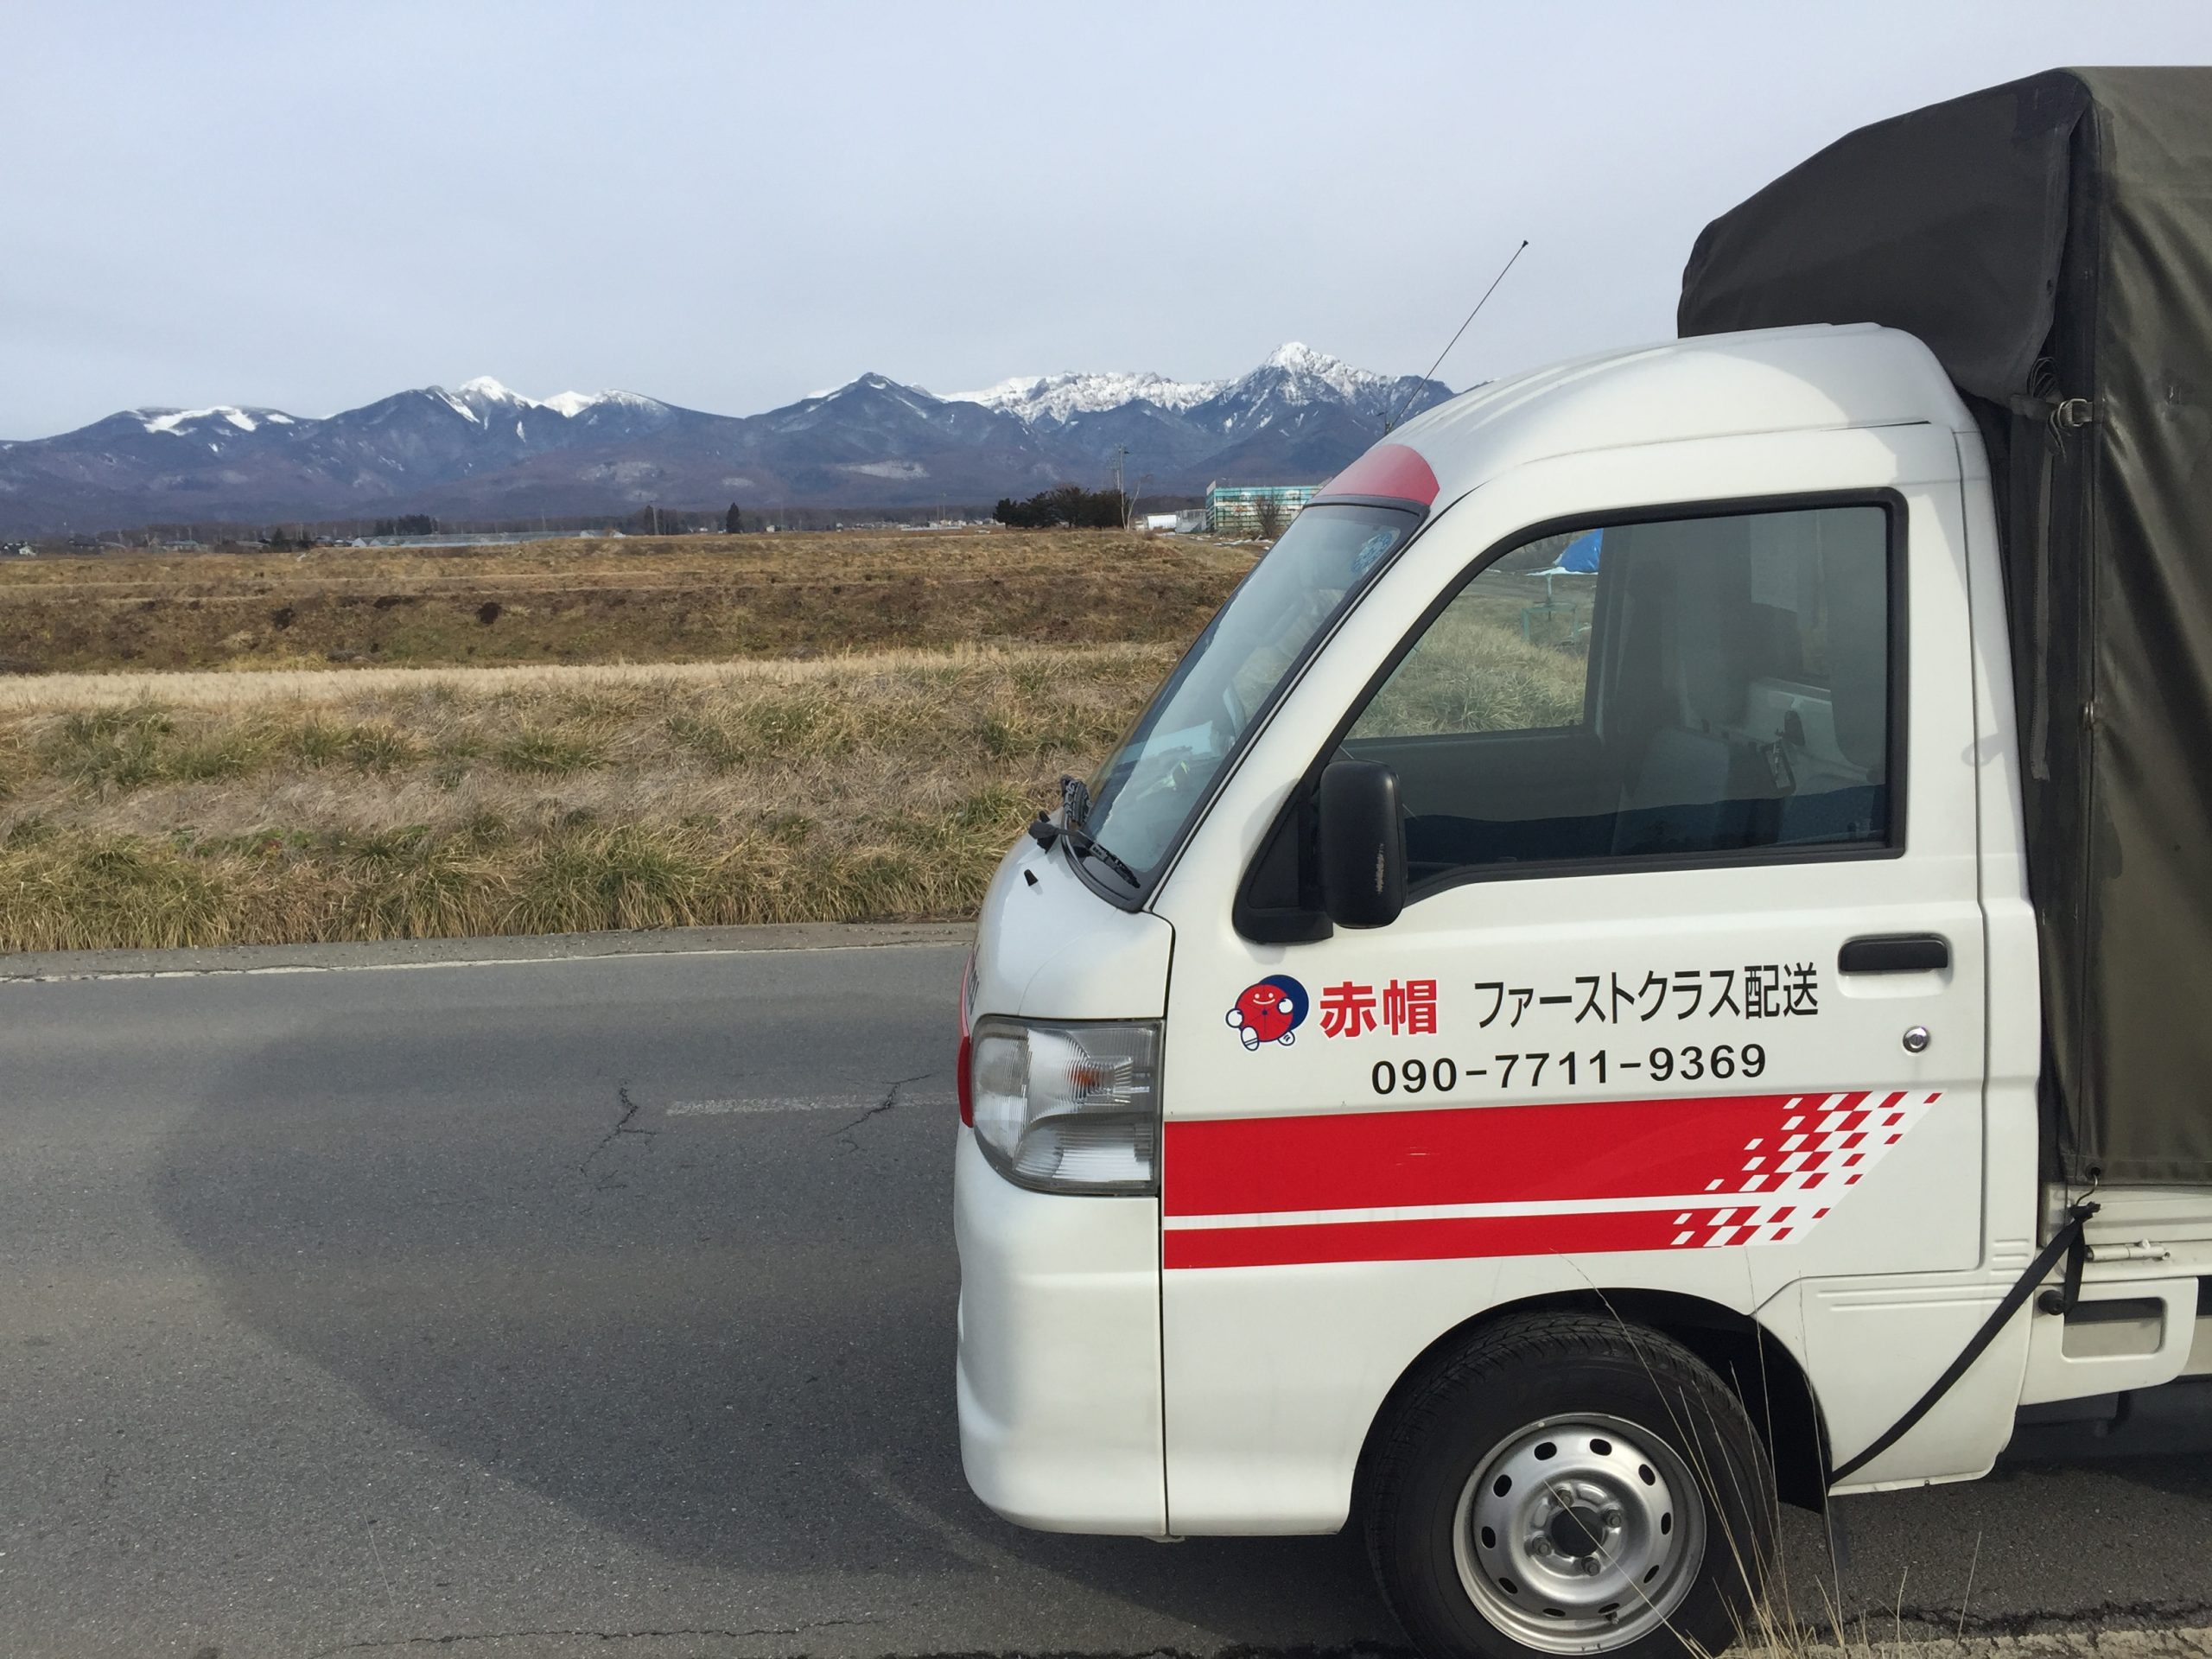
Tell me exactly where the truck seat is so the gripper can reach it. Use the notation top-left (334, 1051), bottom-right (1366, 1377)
top-left (1611, 726), bottom-right (1759, 855)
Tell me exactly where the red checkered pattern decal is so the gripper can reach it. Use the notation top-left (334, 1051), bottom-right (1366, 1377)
top-left (1161, 1089), bottom-right (1937, 1270)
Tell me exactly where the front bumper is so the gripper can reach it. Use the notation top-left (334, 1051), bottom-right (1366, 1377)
top-left (953, 1128), bottom-right (1166, 1534)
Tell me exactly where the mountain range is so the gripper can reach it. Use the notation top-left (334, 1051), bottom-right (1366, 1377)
top-left (0, 344), bottom-right (1452, 535)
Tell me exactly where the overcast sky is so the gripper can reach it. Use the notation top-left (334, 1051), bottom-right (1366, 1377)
top-left (6, 1), bottom-right (2212, 437)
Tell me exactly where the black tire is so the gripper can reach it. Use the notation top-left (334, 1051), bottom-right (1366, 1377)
top-left (1364, 1312), bottom-right (1775, 1659)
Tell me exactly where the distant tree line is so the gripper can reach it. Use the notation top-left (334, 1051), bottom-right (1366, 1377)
top-left (993, 485), bottom-right (1128, 530)
top-left (630, 504), bottom-right (772, 535)
top-left (22, 501), bottom-right (1009, 549)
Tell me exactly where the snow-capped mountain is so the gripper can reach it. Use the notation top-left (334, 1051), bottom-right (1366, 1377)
top-left (0, 347), bottom-right (1456, 534)
top-left (949, 368), bottom-right (1230, 425)
top-left (1189, 341), bottom-right (1449, 444)
top-left (1175, 342), bottom-right (1451, 478)
top-left (131, 404), bottom-right (299, 437)
top-left (438, 376), bottom-right (674, 428)
top-left (1242, 340), bottom-right (1408, 405)
top-left (938, 342), bottom-right (1451, 484)
top-left (946, 342), bottom-right (1434, 432)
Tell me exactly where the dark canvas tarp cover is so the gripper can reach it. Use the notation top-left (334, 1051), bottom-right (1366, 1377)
top-left (1680, 67), bottom-right (2212, 1185)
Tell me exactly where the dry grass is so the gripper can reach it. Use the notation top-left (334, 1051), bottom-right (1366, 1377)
top-left (0, 528), bottom-right (1245, 950)
top-left (0, 644), bottom-right (1173, 951)
top-left (0, 650), bottom-right (1086, 709)
top-left (0, 528), bottom-right (1251, 673)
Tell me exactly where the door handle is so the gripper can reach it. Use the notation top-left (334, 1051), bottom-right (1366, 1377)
top-left (1838, 934), bottom-right (1950, 975)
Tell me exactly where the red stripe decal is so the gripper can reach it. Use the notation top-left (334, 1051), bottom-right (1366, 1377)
top-left (1167, 1209), bottom-right (1697, 1270)
top-left (1161, 1086), bottom-right (1942, 1268)
top-left (1164, 1091), bottom-right (1861, 1217)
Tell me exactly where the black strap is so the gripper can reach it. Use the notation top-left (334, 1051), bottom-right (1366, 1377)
top-left (2010, 391), bottom-right (2060, 784)
top-left (1829, 1200), bottom-right (2100, 1484)
top-left (2057, 1205), bottom-right (2092, 1313)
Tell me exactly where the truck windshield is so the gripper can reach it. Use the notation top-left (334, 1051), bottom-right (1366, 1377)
top-left (1081, 501), bottom-right (1421, 887)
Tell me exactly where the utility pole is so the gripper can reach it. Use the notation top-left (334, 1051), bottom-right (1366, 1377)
top-left (1110, 444), bottom-right (1130, 528)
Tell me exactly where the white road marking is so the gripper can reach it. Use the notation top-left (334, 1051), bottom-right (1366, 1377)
top-left (664, 1094), bottom-right (954, 1117)
top-left (666, 1097), bottom-right (855, 1116)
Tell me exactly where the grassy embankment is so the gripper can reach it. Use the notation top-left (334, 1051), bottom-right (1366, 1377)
top-left (0, 648), bottom-right (1177, 950)
top-left (0, 531), bottom-right (1237, 951)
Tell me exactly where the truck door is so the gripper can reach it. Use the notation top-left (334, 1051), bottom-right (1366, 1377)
top-left (1152, 430), bottom-right (1986, 1532)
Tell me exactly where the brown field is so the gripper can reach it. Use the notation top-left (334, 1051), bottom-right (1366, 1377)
top-left (0, 645), bottom-right (1176, 951)
top-left (0, 529), bottom-right (1254, 951)
top-left (0, 528), bottom-right (1249, 673)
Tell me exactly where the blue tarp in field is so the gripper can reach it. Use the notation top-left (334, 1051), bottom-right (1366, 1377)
top-left (1558, 528), bottom-right (1602, 573)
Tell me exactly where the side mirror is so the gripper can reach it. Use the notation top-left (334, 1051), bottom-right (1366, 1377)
top-left (1316, 760), bottom-right (1407, 929)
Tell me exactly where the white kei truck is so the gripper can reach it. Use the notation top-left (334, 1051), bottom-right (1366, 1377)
top-left (954, 69), bottom-right (2212, 1659)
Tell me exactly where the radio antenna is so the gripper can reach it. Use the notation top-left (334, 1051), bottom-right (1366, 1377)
top-left (1384, 238), bottom-right (1528, 433)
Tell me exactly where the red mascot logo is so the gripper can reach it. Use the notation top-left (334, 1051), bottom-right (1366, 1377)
top-left (1225, 975), bottom-right (1310, 1051)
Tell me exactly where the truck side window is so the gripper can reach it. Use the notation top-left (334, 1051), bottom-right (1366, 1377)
top-left (1344, 503), bottom-right (1892, 887)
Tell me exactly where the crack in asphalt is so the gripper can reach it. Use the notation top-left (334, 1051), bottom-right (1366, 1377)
top-left (830, 1072), bottom-right (931, 1151)
top-left (574, 1084), bottom-right (663, 1209)
top-left (306, 1613), bottom-right (887, 1657)
top-left (581, 1084), bottom-right (657, 1175)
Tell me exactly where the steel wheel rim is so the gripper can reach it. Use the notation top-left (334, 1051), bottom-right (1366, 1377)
top-left (1451, 1412), bottom-right (1708, 1653)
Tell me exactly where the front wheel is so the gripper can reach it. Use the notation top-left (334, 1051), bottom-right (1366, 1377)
top-left (1364, 1313), bottom-right (1775, 1659)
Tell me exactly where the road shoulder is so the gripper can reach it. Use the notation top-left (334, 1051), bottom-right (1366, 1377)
top-left (0, 919), bottom-right (975, 982)
top-left (1769, 1632), bottom-right (2212, 1659)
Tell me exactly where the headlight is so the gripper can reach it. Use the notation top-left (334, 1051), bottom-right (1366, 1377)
top-left (966, 1016), bottom-right (1160, 1194)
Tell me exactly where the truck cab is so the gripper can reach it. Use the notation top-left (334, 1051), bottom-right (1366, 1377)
top-left (955, 321), bottom-right (2212, 1659)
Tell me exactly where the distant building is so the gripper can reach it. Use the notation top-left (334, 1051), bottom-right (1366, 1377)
top-left (1173, 508), bottom-right (1208, 534)
top-left (5, 542), bottom-right (34, 558)
top-left (1143, 512), bottom-right (1179, 531)
top-left (1205, 481), bottom-right (1319, 536)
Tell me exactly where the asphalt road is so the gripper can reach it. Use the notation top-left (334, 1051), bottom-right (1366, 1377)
top-left (3, 936), bottom-right (2209, 1659)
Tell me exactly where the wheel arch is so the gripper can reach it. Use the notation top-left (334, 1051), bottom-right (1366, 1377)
top-left (1351, 1289), bottom-right (1830, 1514)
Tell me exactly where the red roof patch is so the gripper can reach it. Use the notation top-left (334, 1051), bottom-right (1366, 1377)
top-left (1319, 442), bottom-right (1439, 505)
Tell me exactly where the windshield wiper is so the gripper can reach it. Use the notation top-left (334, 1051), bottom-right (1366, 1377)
top-left (1027, 775), bottom-right (1141, 889)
